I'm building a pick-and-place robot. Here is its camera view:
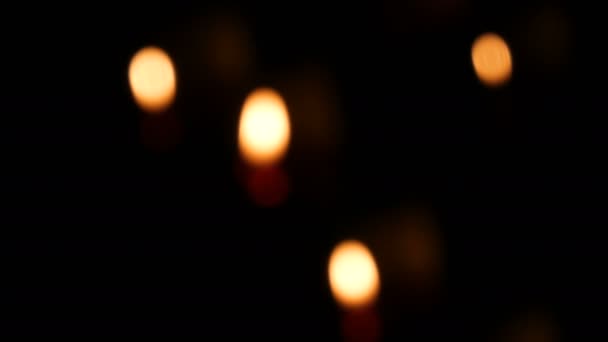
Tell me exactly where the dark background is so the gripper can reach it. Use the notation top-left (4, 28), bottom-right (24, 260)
top-left (1, 0), bottom-right (606, 339)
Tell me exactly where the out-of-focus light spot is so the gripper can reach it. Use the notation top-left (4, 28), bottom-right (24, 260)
top-left (139, 110), bottom-right (182, 152)
top-left (471, 33), bottom-right (512, 87)
top-left (342, 308), bottom-right (381, 342)
top-left (128, 46), bottom-right (177, 114)
top-left (524, 8), bottom-right (572, 73)
top-left (280, 66), bottom-right (342, 153)
top-left (367, 206), bottom-right (442, 307)
top-left (500, 311), bottom-right (558, 342)
top-left (402, 216), bottom-right (442, 285)
top-left (328, 240), bottom-right (380, 310)
top-left (277, 66), bottom-right (342, 206)
top-left (238, 87), bottom-right (291, 168)
top-left (245, 165), bottom-right (289, 207)
top-left (202, 12), bottom-right (254, 86)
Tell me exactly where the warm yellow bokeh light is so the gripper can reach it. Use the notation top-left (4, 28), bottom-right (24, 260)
top-left (128, 46), bottom-right (177, 114)
top-left (471, 32), bottom-right (512, 87)
top-left (238, 87), bottom-right (291, 167)
top-left (328, 240), bottom-right (380, 310)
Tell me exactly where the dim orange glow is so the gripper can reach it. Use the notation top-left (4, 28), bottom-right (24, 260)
top-left (401, 216), bottom-right (442, 284)
top-left (500, 311), bottom-right (557, 342)
top-left (525, 7), bottom-right (572, 72)
top-left (128, 46), bottom-right (177, 114)
top-left (139, 110), bottom-right (182, 152)
top-left (471, 32), bottom-right (512, 87)
top-left (245, 166), bottom-right (289, 207)
top-left (202, 12), bottom-right (254, 85)
top-left (238, 87), bottom-right (291, 167)
top-left (328, 240), bottom-right (380, 310)
top-left (342, 308), bottom-right (381, 342)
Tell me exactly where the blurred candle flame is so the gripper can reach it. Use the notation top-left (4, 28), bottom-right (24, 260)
top-left (471, 32), bottom-right (513, 87)
top-left (238, 87), bottom-right (291, 167)
top-left (128, 46), bottom-right (177, 114)
top-left (328, 240), bottom-right (380, 310)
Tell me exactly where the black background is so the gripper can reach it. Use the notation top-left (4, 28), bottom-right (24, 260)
top-left (1, 0), bottom-right (606, 339)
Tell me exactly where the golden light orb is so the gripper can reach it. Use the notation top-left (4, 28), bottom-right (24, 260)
top-left (328, 240), bottom-right (380, 310)
top-left (471, 32), bottom-right (513, 87)
top-left (238, 87), bottom-right (291, 167)
top-left (128, 46), bottom-right (177, 114)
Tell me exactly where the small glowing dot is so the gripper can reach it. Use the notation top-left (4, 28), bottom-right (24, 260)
top-left (328, 240), bottom-right (380, 310)
top-left (128, 46), bottom-right (177, 114)
top-left (471, 32), bottom-right (513, 87)
top-left (238, 87), bottom-right (291, 167)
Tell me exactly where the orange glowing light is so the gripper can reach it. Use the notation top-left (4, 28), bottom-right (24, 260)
top-left (238, 87), bottom-right (291, 167)
top-left (128, 46), bottom-right (177, 114)
top-left (471, 32), bottom-right (512, 87)
top-left (328, 240), bottom-right (380, 310)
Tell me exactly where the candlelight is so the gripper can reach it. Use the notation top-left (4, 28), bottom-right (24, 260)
top-left (328, 240), bottom-right (380, 310)
top-left (238, 87), bottom-right (291, 167)
top-left (128, 46), bottom-right (177, 114)
top-left (471, 32), bottom-right (512, 87)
